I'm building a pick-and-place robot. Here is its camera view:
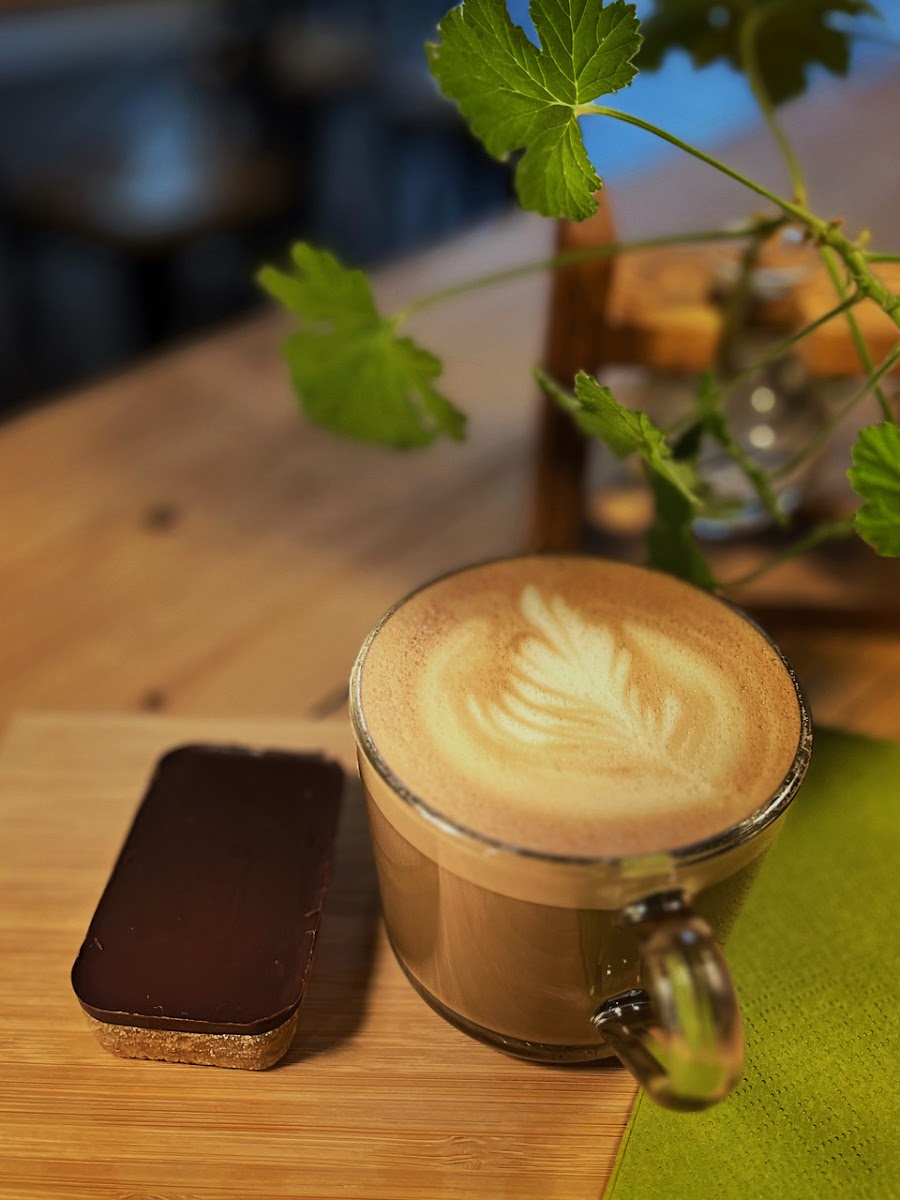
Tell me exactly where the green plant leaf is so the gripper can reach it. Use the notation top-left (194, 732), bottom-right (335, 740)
top-left (427, 0), bottom-right (642, 220)
top-left (572, 371), bottom-right (700, 501)
top-left (536, 368), bottom-right (699, 502)
top-left (638, 0), bottom-right (880, 107)
top-left (537, 367), bottom-right (712, 582)
top-left (696, 373), bottom-right (786, 525)
top-left (257, 244), bottom-right (465, 449)
top-left (848, 422), bottom-right (900, 556)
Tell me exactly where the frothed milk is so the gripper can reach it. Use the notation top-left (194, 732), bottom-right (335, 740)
top-left (352, 557), bottom-right (810, 1065)
top-left (357, 556), bottom-right (802, 857)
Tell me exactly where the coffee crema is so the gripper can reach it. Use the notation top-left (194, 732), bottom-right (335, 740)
top-left (355, 557), bottom-right (803, 857)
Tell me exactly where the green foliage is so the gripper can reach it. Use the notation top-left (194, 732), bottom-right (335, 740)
top-left (427, 0), bottom-right (642, 219)
top-left (848, 422), bottom-right (900, 556)
top-left (537, 369), bottom-right (700, 503)
top-left (695, 373), bottom-right (787, 525)
top-left (574, 371), bottom-right (702, 502)
top-left (536, 369), bottom-right (717, 581)
top-left (646, 475), bottom-right (716, 586)
top-left (257, 245), bottom-right (465, 449)
top-left (638, 0), bottom-right (880, 106)
top-left (260, 0), bottom-right (900, 585)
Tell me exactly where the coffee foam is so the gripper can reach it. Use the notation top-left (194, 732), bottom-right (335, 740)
top-left (357, 557), bottom-right (803, 857)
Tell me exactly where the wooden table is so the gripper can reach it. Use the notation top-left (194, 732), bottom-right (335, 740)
top-left (1, 70), bottom-right (899, 736)
top-left (0, 711), bottom-right (637, 1199)
top-left (1, 66), bottom-right (899, 1199)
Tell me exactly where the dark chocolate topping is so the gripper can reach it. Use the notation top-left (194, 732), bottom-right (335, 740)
top-left (71, 744), bottom-right (343, 1036)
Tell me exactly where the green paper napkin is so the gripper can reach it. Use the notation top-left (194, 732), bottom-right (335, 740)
top-left (605, 729), bottom-right (900, 1200)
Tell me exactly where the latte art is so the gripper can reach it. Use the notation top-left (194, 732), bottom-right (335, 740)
top-left (356, 557), bottom-right (803, 857)
top-left (450, 585), bottom-right (722, 790)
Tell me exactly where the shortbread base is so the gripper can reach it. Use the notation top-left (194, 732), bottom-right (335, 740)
top-left (83, 1009), bottom-right (299, 1070)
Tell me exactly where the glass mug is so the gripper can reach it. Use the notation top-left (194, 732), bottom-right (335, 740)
top-left (350, 557), bottom-right (812, 1111)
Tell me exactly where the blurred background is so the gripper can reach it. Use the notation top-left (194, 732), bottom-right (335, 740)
top-left (0, 0), bottom-right (896, 416)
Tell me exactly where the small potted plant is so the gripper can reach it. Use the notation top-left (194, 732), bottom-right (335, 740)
top-left (257, 0), bottom-right (899, 588)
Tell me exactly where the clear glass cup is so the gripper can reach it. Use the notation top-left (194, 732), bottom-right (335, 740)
top-left (350, 559), bottom-right (812, 1111)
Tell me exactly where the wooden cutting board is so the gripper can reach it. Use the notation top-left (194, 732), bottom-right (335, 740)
top-left (0, 712), bottom-right (635, 1200)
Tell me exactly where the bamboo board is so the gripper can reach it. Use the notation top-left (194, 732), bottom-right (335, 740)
top-left (0, 712), bottom-right (635, 1200)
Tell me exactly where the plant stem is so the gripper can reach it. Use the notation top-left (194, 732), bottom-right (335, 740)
top-left (721, 517), bottom-right (856, 589)
top-left (581, 106), bottom-right (810, 222)
top-left (389, 221), bottom-right (782, 326)
top-left (713, 225), bottom-right (771, 377)
top-left (714, 292), bottom-right (863, 401)
top-left (736, 0), bottom-right (895, 423)
top-left (814, 231), bottom-right (900, 328)
top-left (819, 245), bottom-right (894, 420)
top-left (737, 1), bottom-right (896, 426)
top-left (682, 294), bottom-right (862, 524)
top-left (700, 17), bottom-right (811, 523)
top-left (773, 343), bottom-right (900, 481)
top-left (738, 6), bottom-right (808, 205)
top-left (705, 415), bottom-right (786, 526)
top-left (582, 107), bottom-right (900, 332)
top-left (866, 252), bottom-right (900, 264)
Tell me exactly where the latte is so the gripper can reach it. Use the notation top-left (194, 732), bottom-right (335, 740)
top-left (354, 556), bottom-right (803, 857)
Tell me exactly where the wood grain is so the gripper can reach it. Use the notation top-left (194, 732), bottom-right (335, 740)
top-left (1, 66), bottom-right (899, 1199)
top-left (1, 72), bottom-right (900, 738)
top-left (0, 712), bottom-right (635, 1200)
top-left (0, 211), bottom-right (549, 733)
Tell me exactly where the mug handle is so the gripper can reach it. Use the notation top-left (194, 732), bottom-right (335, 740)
top-left (591, 892), bottom-right (744, 1111)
